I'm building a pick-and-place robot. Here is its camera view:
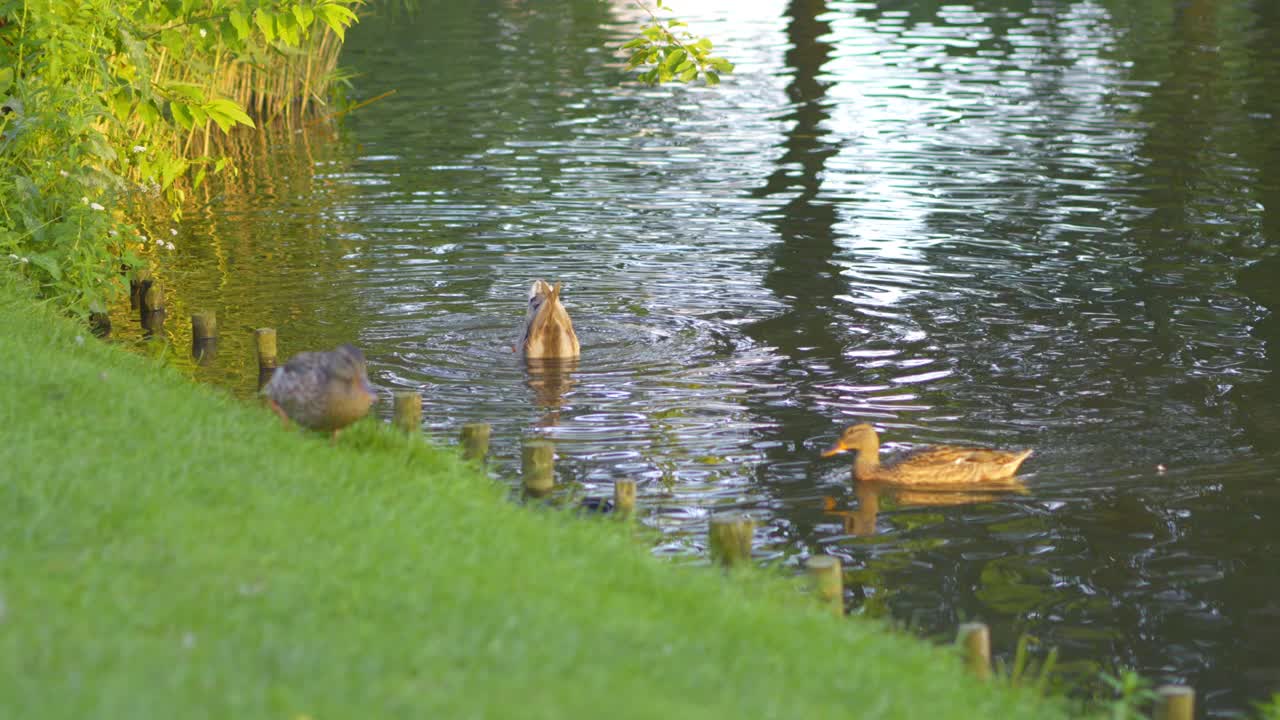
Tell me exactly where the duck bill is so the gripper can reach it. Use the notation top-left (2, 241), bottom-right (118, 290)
top-left (821, 441), bottom-right (848, 458)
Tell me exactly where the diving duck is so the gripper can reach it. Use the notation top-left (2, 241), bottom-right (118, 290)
top-left (519, 280), bottom-right (580, 360)
top-left (821, 423), bottom-right (1032, 486)
top-left (263, 344), bottom-right (377, 440)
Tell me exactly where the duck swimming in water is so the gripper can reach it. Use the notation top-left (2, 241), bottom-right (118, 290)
top-left (519, 280), bottom-right (580, 360)
top-left (821, 423), bottom-right (1032, 486)
top-left (263, 344), bottom-right (377, 440)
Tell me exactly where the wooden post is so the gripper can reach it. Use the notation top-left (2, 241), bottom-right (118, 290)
top-left (255, 328), bottom-right (278, 390)
top-left (614, 479), bottom-right (637, 517)
top-left (129, 267), bottom-right (152, 310)
top-left (140, 282), bottom-right (165, 336)
top-left (708, 513), bottom-right (753, 568)
top-left (521, 439), bottom-right (555, 497)
top-left (392, 391), bottom-right (422, 433)
top-left (191, 311), bottom-right (217, 340)
top-left (807, 555), bottom-right (843, 617)
top-left (957, 622), bottom-right (991, 680)
top-left (141, 283), bottom-right (165, 314)
top-left (1153, 686), bottom-right (1195, 720)
top-left (254, 328), bottom-right (278, 368)
top-left (459, 423), bottom-right (491, 462)
top-left (191, 311), bottom-right (217, 363)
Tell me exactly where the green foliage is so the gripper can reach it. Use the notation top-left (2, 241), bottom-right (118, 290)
top-left (1255, 693), bottom-right (1280, 720)
top-left (1099, 669), bottom-right (1157, 720)
top-left (622, 0), bottom-right (735, 86)
top-left (0, 0), bottom-right (361, 316)
top-left (996, 634), bottom-right (1060, 696)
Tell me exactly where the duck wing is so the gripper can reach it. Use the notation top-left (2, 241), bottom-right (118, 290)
top-left (884, 445), bottom-right (1032, 486)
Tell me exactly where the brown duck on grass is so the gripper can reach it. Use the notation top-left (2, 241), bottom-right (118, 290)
top-left (821, 423), bottom-right (1032, 487)
top-left (263, 344), bottom-right (377, 441)
top-left (519, 280), bottom-right (580, 360)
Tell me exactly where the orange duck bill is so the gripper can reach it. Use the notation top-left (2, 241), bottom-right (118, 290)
top-left (820, 440), bottom-right (849, 458)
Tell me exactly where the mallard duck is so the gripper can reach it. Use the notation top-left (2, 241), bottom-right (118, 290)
top-left (821, 423), bottom-right (1032, 486)
top-left (263, 344), bottom-right (377, 440)
top-left (519, 280), bottom-right (580, 360)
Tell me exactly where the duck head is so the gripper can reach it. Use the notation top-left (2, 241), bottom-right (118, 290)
top-left (520, 280), bottom-right (580, 360)
top-left (821, 423), bottom-right (880, 458)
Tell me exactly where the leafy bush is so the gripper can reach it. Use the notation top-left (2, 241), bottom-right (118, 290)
top-left (0, 0), bottom-right (360, 316)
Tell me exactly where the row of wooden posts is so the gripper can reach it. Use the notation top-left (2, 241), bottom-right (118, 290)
top-left (128, 280), bottom-right (1198, 717)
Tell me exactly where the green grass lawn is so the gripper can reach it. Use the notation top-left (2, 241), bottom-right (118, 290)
top-left (0, 275), bottom-right (1076, 719)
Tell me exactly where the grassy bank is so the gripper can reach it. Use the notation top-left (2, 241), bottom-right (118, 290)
top-left (0, 275), bottom-right (1074, 719)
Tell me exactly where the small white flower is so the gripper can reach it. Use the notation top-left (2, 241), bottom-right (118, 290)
top-left (7, 254), bottom-right (18, 261)
top-left (81, 196), bottom-right (88, 204)
top-left (169, 228), bottom-right (178, 236)
top-left (108, 229), bottom-right (118, 237)
top-left (166, 242), bottom-right (176, 251)
top-left (19, 257), bottom-right (28, 264)
top-left (154, 236), bottom-right (164, 245)
top-left (199, 28), bottom-right (207, 38)
top-left (75, 335), bottom-right (85, 346)
top-left (59, 170), bottom-right (69, 177)
top-left (132, 145), bottom-right (146, 154)
top-left (139, 235), bottom-right (148, 244)
top-left (89, 202), bottom-right (105, 211)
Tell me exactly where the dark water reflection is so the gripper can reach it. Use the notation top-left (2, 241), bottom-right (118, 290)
top-left (111, 0), bottom-right (1280, 713)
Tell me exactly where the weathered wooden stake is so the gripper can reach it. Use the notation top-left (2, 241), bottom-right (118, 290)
top-left (459, 422), bottom-right (491, 462)
top-left (191, 311), bottom-right (217, 340)
top-left (392, 391), bottom-right (422, 433)
top-left (521, 439), bottom-right (555, 497)
top-left (807, 555), bottom-right (844, 617)
top-left (142, 283), bottom-right (165, 314)
top-left (191, 311), bottom-right (217, 363)
top-left (254, 328), bottom-right (278, 369)
top-left (957, 622), bottom-right (992, 681)
top-left (708, 513), bottom-right (753, 568)
top-left (129, 267), bottom-right (152, 310)
top-left (614, 479), bottom-right (637, 517)
top-left (1154, 685), bottom-right (1195, 720)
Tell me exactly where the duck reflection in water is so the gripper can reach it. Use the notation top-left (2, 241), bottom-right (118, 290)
top-left (525, 357), bottom-right (577, 427)
top-left (823, 482), bottom-right (1029, 537)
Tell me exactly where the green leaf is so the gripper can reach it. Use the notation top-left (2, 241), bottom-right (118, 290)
top-left (626, 49), bottom-right (649, 70)
top-left (0, 67), bottom-right (12, 93)
top-left (193, 167), bottom-right (208, 189)
top-left (229, 8), bottom-right (250, 39)
top-left (709, 57), bottom-right (734, 73)
top-left (277, 13), bottom-right (300, 46)
top-left (206, 98), bottom-right (255, 128)
top-left (663, 48), bottom-right (687, 70)
top-left (293, 4), bottom-right (315, 31)
top-left (705, 71), bottom-right (720, 86)
top-left (137, 99), bottom-right (161, 127)
top-left (694, 37), bottom-right (713, 52)
top-left (27, 253), bottom-right (61, 280)
top-left (679, 66), bottom-right (697, 82)
top-left (675, 60), bottom-right (695, 74)
top-left (254, 9), bottom-right (276, 43)
top-left (164, 82), bottom-right (206, 103)
top-left (316, 2), bottom-right (357, 40)
top-left (620, 37), bottom-right (647, 50)
top-left (110, 90), bottom-right (133, 122)
top-left (170, 101), bottom-right (194, 130)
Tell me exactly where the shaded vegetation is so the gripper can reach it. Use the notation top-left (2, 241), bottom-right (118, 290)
top-left (0, 0), bottom-right (359, 315)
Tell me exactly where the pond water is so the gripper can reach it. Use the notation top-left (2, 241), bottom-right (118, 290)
top-left (112, 0), bottom-right (1280, 713)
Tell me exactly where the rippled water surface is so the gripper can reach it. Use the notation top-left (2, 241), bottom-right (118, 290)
top-left (113, 0), bottom-right (1280, 713)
